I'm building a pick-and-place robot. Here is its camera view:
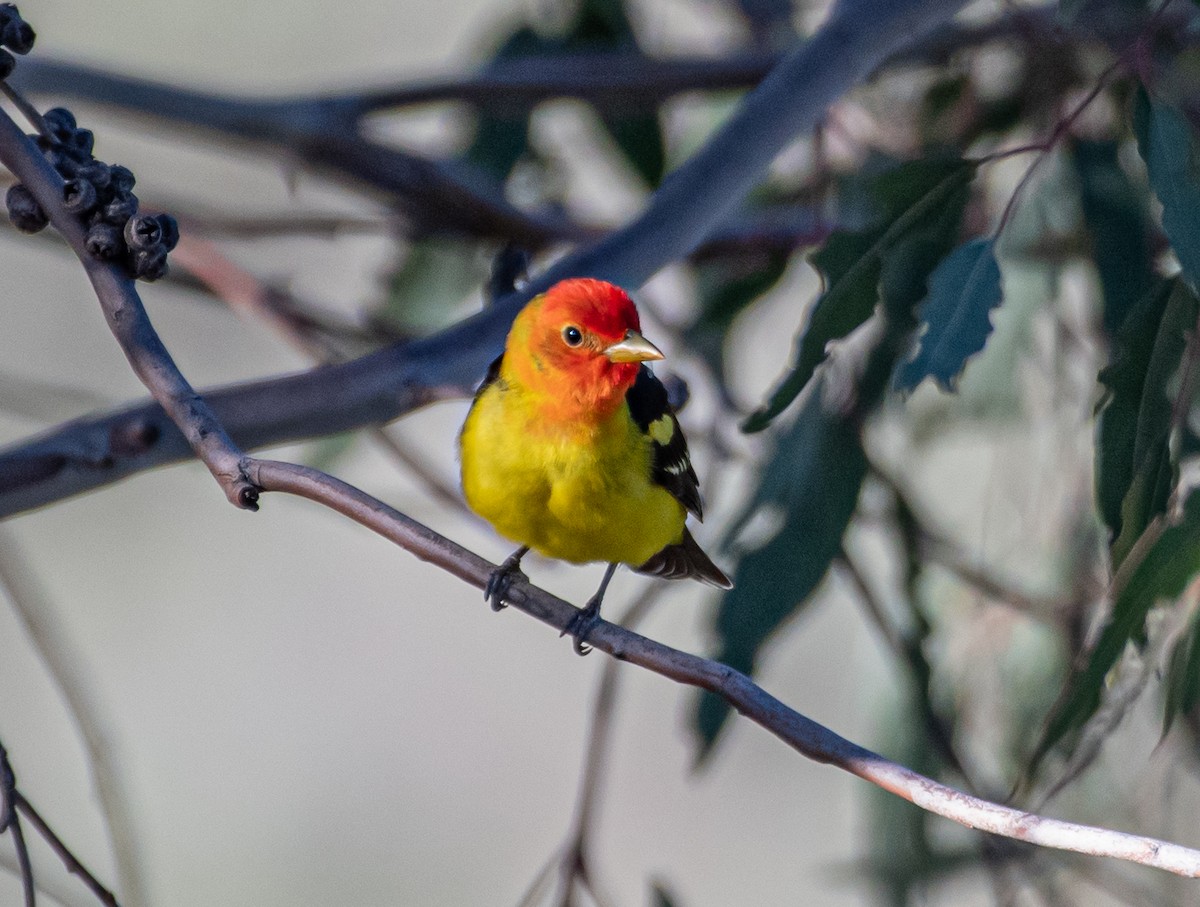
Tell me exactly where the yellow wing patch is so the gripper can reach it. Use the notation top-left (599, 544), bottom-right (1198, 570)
top-left (648, 414), bottom-right (675, 446)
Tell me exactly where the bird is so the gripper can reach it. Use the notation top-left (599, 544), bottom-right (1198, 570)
top-left (459, 277), bottom-right (732, 654)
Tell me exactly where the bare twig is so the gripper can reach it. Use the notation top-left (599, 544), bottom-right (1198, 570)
top-left (553, 589), bottom-right (663, 907)
top-left (0, 528), bottom-right (145, 906)
top-left (10, 809), bottom-right (34, 907)
top-left (0, 100), bottom-right (258, 511)
top-left (239, 457), bottom-right (1200, 877)
top-left (0, 0), bottom-right (975, 517)
top-left (170, 235), bottom-right (470, 514)
top-left (15, 794), bottom-right (120, 907)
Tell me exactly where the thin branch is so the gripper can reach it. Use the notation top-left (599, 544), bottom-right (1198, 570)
top-left (0, 0), bottom-right (975, 517)
top-left (15, 794), bottom-right (120, 907)
top-left (554, 589), bottom-right (662, 907)
top-left (170, 235), bottom-right (470, 514)
top-left (0, 99), bottom-right (258, 511)
top-left (9, 810), bottom-right (34, 907)
top-left (0, 527), bottom-right (145, 906)
top-left (237, 456), bottom-right (1200, 877)
top-left (8, 60), bottom-right (580, 247)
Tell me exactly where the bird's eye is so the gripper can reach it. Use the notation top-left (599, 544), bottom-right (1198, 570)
top-left (562, 325), bottom-right (583, 347)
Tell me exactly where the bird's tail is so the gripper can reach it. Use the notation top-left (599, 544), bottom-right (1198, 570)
top-left (634, 527), bottom-right (732, 588)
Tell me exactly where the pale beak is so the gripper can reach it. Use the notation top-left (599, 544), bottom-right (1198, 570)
top-left (604, 330), bottom-right (664, 363)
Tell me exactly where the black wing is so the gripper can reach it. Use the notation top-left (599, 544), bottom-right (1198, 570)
top-left (625, 365), bottom-right (703, 520)
top-left (477, 353), bottom-right (505, 394)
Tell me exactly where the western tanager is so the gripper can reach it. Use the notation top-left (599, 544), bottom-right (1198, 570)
top-left (459, 277), bottom-right (731, 653)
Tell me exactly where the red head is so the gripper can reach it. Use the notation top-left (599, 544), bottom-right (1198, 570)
top-left (503, 278), bottom-right (663, 419)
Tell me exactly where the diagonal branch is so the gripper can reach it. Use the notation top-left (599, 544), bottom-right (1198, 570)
top-left (242, 457), bottom-right (1200, 879)
top-left (0, 0), bottom-right (973, 517)
top-left (0, 102), bottom-right (257, 510)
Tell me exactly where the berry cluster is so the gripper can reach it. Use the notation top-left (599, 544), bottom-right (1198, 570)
top-left (6, 107), bottom-right (179, 281)
top-left (0, 4), bottom-right (34, 78)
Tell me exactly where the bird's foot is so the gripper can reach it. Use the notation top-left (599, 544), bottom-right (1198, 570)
top-left (561, 600), bottom-right (602, 656)
top-left (485, 550), bottom-right (527, 611)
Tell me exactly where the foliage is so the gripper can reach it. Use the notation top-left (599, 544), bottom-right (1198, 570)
top-left (13, 0), bottom-right (1200, 905)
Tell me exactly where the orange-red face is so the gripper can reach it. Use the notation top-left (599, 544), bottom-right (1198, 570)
top-left (506, 278), bottom-right (663, 413)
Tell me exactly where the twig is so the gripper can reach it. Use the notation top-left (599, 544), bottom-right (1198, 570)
top-left (0, 0), bottom-right (978, 517)
top-left (15, 794), bottom-right (120, 907)
top-left (838, 550), bottom-right (977, 789)
top-left (10, 809), bottom-right (34, 907)
top-left (241, 456), bottom-right (1200, 878)
top-left (0, 527), bottom-right (144, 906)
top-left (170, 235), bottom-right (470, 514)
top-left (0, 100), bottom-right (258, 511)
top-left (553, 588), bottom-right (662, 907)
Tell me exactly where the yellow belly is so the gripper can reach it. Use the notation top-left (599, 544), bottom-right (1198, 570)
top-left (459, 383), bottom-right (685, 566)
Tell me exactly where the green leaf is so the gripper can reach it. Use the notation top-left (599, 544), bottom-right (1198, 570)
top-left (743, 158), bottom-right (976, 432)
top-left (1163, 607), bottom-right (1200, 736)
top-left (1030, 492), bottom-right (1200, 772)
top-left (695, 374), bottom-right (868, 758)
top-left (563, 0), bottom-right (667, 188)
top-left (465, 27), bottom-right (545, 181)
top-left (687, 251), bottom-right (791, 383)
top-left (1096, 279), bottom-right (1197, 567)
top-left (894, 239), bottom-right (1003, 392)
top-left (382, 239), bottom-right (486, 332)
top-left (1133, 88), bottom-right (1200, 288)
top-left (1071, 138), bottom-right (1156, 336)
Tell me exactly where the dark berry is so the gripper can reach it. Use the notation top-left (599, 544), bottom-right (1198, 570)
top-left (1, 17), bottom-right (34, 54)
top-left (155, 213), bottom-right (180, 250)
top-left (42, 107), bottom-right (76, 143)
top-left (85, 222), bottom-right (123, 259)
top-left (61, 178), bottom-right (97, 214)
top-left (124, 213), bottom-right (162, 250)
top-left (6, 183), bottom-right (47, 233)
top-left (75, 159), bottom-right (111, 190)
top-left (103, 192), bottom-right (137, 224)
top-left (44, 148), bottom-right (78, 178)
top-left (64, 128), bottom-right (94, 159)
top-left (108, 165), bottom-right (135, 192)
top-left (0, 48), bottom-right (13, 80)
top-left (131, 246), bottom-right (168, 281)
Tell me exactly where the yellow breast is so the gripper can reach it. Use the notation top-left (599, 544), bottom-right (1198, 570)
top-left (459, 380), bottom-right (685, 566)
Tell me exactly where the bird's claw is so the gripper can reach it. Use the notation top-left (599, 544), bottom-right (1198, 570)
top-left (485, 556), bottom-right (526, 612)
top-left (562, 604), bottom-right (601, 656)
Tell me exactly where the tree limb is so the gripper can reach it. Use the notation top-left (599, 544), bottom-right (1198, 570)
top-left (243, 457), bottom-right (1200, 879)
top-left (0, 0), bottom-right (973, 517)
top-left (0, 101), bottom-right (258, 510)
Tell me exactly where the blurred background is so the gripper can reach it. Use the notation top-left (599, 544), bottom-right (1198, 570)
top-left (1, 0), bottom-right (1199, 905)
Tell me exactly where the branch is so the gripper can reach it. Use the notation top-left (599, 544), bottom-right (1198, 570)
top-left (15, 794), bottom-right (120, 907)
top-left (241, 457), bottom-right (1200, 878)
top-left (7, 59), bottom-right (580, 247)
top-left (0, 102), bottom-right (257, 510)
top-left (0, 0), bottom-right (973, 517)
top-left (0, 527), bottom-right (143, 905)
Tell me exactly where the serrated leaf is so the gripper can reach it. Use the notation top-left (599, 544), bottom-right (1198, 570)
top-left (1133, 89), bottom-right (1200, 288)
top-left (1071, 139), bottom-right (1156, 336)
top-left (1096, 279), bottom-right (1198, 567)
top-left (1030, 491), bottom-right (1200, 773)
top-left (695, 374), bottom-right (868, 759)
top-left (743, 159), bottom-right (976, 432)
top-left (894, 239), bottom-right (1003, 392)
